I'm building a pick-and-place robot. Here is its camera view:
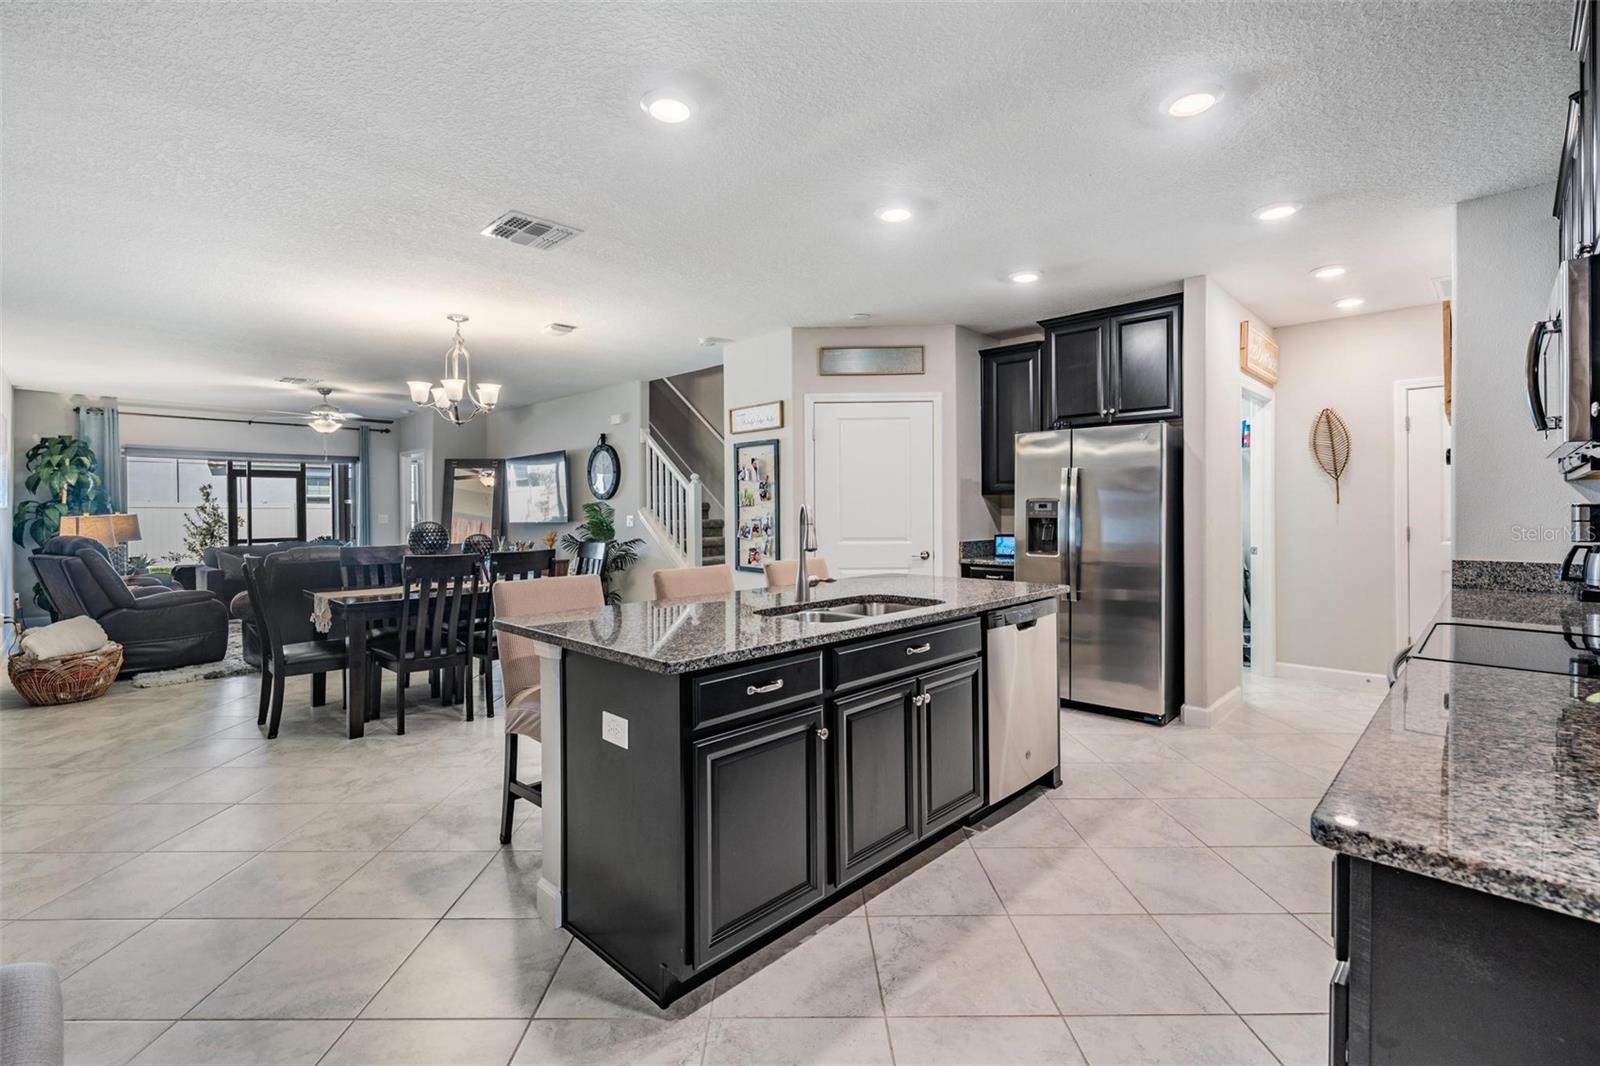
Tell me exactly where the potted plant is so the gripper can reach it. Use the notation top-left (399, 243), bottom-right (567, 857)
top-left (11, 435), bottom-right (104, 612)
top-left (559, 501), bottom-right (643, 604)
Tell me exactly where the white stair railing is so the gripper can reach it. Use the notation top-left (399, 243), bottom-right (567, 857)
top-left (642, 434), bottom-right (703, 566)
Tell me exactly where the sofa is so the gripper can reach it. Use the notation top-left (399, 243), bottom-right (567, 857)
top-left (31, 535), bottom-right (230, 674)
top-left (192, 540), bottom-right (311, 604)
top-left (232, 546), bottom-right (344, 668)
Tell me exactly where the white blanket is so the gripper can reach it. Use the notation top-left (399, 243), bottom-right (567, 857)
top-left (19, 616), bottom-right (112, 660)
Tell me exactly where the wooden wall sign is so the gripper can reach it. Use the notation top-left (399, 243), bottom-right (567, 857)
top-left (729, 400), bottom-right (784, 434)
top-left (1240, 320), bottom-right (1279, 386)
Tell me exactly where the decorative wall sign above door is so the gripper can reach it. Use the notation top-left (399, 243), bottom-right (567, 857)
top-left (1239, 320), bottom-right (1279, 386)
top-left (818, 346), bottom-right (925, 376)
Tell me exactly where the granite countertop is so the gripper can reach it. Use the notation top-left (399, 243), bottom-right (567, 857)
top-left (1312, 588), bottom-right (1600, 922)
top-left (495, 574), bottom-right (1063, 675)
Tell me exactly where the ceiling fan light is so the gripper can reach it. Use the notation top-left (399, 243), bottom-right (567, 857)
top-left (407, 380), bottom-right (433, 404)
top-left (309, 416), bottom-right (342, 434)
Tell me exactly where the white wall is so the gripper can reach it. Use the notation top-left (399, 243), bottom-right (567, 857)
top-left (1273, 304), bottom-right (1444, 674)
top-left (722, 329), bottom-right (798, 589)
top-left (485, 379), bottom-right (669, 601)
top-left (1453, 182), bottom-right (1586, 561)
top-left (1182, 277), bottom-right (1271, 720)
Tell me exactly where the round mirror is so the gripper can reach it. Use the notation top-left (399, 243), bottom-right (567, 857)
top-left (587, 434), bottom-right (620, 500)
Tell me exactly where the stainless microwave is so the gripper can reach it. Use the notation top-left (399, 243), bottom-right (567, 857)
top-left (1531, 255), bottom-right (1600, 478)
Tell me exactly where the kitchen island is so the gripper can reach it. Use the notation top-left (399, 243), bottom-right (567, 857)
top-left (1312, 588), bottom-right (1600, 1065)
top-left (496, 573), bottom-right (1064, 1007)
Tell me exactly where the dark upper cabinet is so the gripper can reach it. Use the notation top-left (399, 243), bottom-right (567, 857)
top-left (1106, 302), bottom-right (1181, 422)
top-left (691, 704), bottom-right (826, 966)
top-left (979, 341), bottom-right (1042, 495)
top-left (916, 659), bottom-right (985, 835)
top-left (832, 680), bottom-right (919, 885)
top-left (1038, 295), bottom-right (1182, 428)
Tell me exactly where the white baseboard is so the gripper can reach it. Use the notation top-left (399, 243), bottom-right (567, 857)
top-left (537, 879), bottom-right (563, 931)
top-left (1274, 661), bottom-right (1386, 690)
top-left (1181, 685), bottom-right (1242, 729)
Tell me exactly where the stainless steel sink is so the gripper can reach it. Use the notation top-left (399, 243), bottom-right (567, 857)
top-left (757, 597), bottom-right (941, 623)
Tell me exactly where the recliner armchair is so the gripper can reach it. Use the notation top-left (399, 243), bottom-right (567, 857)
top-left (31, 535), bottom-right (229, 674)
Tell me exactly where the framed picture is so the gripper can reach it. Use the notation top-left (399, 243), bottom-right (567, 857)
top-left (1239, 320), bottom-right (1279, 386)
top-left (818, 346), bottom-right (924, 376)
top-left (733, 438), bottom-right (780, 573)
top-left (729, 400), bottom-right (784, 434)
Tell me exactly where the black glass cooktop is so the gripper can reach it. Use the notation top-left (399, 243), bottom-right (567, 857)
top-left (1412, 622), bottom-right (1600, 677)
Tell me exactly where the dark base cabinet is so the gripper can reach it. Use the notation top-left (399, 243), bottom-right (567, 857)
top-left (562, 616), bottom-right (996, 1007)
top-left (1331, 855), bottom-right (1600, 1065)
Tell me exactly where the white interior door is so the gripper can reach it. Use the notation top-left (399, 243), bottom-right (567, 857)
top-left (810, 400), bottom-right (936, 576)
top-left (1403, 385), bottom-right (1451, 643)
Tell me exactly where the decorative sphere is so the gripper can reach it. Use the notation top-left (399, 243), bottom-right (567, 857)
top-left (463, 533), bottom-right (495, 559)
top-left (407, 521), bottom-right (449, 555)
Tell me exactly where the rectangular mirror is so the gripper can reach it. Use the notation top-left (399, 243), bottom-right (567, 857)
top-left (441, 458), bottom-right (505, 542)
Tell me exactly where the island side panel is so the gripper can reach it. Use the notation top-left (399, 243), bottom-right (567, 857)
top-left (563, 651), bottom-right (690, 999)
top-left (533, 641), bottom-right (565, 929)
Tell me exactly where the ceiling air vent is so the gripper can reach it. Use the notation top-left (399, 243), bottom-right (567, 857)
top-left (480, 211), bottom-right (584, 250)
top-left (277, 376), bottom-right (315, 386)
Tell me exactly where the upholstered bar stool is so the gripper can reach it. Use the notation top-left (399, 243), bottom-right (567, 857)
top-left (762, 557), bottom-right (833, 590)
top-left (492, 573), bottom-right (605, 845)
top-left (652, 563), bottom-right (734, 600)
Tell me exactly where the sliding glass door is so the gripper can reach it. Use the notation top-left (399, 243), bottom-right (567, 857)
top-left (228, 462), bottom-right (306, 544)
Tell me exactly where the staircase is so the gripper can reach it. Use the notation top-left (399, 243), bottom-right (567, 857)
top-left (641, 435), bottom-right (709, 566)
top-left (701, 502), bottom-right (725, 565)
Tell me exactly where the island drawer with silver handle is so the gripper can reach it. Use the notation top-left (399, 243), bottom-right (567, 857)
top-left (830, 618), bottom-right (982, 694)
top-left (690, 651), bottom-right (824, 733)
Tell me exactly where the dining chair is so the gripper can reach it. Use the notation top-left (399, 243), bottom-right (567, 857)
top-left (571, 540), bottom-right (608, 577)
top-left (340, 544), bottom-right (404, 589)
top-left (243, 558), bottom-right (348, 739)
top-left (470, 550), bottom-right (555, 714)
top-left (762, 557), bottom-right (833, 590)
top-left (653, 563), bottom-right (734, 600)
top-left (492, 573), bottom-right (604, 844)
top-left (366, 553), bottom-right (481, 734)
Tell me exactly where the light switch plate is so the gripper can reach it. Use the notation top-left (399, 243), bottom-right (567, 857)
top-left (601, 711), bottom-right (629, 749)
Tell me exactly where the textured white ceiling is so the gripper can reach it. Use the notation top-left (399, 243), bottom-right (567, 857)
top-left (0, 1), bottom-right (1574, 415)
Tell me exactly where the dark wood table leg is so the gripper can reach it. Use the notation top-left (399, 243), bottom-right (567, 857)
top-left (346, 610), bottom-right (368, 739)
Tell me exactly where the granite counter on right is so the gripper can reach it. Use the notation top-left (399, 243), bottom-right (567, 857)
top-left (1310, 588), bottom-right (1600, 1065)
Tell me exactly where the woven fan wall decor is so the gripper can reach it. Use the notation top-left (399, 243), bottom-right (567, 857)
top-left (1309, 407), bottom-right (1352, 503)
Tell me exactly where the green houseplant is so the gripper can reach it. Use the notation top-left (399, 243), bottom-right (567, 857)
top-left (168, 482), bottom-right (229, 564)
top-left (559, 501), bottom-right (643, 604)
top-left (11, 435), bottom-right (105, 612)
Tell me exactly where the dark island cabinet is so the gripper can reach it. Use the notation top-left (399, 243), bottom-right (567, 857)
top-left (832, 680), bottom-right (920, 884)
top-left (692, 704), bottom-right (826, 966)
top-left (917, 658), bottom-right (985, 836)
top-left (979, 341), bottom-right (1043, 495)
top-left (1039, 295), bottom-right (1182, 428)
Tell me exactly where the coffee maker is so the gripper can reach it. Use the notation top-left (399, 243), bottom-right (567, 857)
top-left (1560, 504), bottom-right (1600, 600)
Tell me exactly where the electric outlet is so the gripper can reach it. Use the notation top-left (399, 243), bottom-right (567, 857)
top-left (601, 711), bottom-right (629, 750)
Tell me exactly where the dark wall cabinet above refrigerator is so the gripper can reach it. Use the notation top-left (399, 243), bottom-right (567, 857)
top-left (978, 294), bottom-right (1183, 496)
top-left (1039, 295), bottom-right (1182, 429)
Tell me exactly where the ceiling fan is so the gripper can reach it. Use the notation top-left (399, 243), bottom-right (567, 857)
top-left (306, 386), bottom-right (349, 434)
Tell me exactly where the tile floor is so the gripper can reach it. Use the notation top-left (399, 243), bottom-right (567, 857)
top-left (0, 668), bottom-right (1381, 1065)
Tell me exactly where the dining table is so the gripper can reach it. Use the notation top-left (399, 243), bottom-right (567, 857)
top-left (306, 586), bottom-right (411, 739)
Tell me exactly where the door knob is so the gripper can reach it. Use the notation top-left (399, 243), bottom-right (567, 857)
top-left (919, 550), bottom-right (930, 560)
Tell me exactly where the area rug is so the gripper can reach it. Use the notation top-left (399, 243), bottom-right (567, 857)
top-left (130, 630), bottom-right (253, 688)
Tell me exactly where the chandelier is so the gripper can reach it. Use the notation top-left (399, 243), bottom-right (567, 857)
top-left (407, 314), bottom-right (502, 426)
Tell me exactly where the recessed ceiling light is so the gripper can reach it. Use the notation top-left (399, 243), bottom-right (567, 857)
top-left (1334, 297), bottom-right (1365, 312)
top-left (1311, 264), bottom-right (1347, 280)
top-left (544, 322), bottom-right (577, 335)
top-left (876, 206), bottom-right (913, 223)
top-left (1253, 202), bottom-right (1301, 222)
top-left (640, 90), bottom-right (692, 124)
top-left (1166, 91), bottom-right (1219, 118)
top-left (1008, 271), bottom-right (1041, 284)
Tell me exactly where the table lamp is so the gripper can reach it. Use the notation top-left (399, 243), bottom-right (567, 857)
top-left (58, 513), bottom-right (143, 573)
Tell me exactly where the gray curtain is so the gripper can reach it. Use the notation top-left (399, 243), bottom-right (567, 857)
top-left (356, 426), bottom-right (373, 544)
top-left (77, 402), bottom-right (121, 512)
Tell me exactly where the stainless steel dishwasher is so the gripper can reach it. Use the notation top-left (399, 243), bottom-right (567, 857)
top-left (984, 599), bottom-right (1061, 802)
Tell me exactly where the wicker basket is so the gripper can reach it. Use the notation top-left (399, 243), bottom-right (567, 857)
top-left (7, 644), bottom-right (123, 706)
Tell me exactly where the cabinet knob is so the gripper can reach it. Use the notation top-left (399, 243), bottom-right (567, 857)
top-left (816, 726), bottom-right (830, 741)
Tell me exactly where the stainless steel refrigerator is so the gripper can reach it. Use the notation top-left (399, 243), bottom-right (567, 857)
top-left (1014, 422), bottom-right (1182, 724)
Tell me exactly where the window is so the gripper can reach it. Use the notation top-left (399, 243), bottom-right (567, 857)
top-left (125, 452), bottom-right (359, 561)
